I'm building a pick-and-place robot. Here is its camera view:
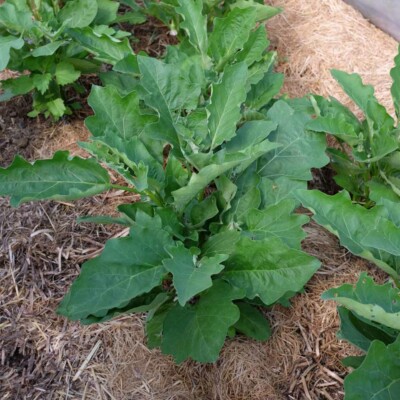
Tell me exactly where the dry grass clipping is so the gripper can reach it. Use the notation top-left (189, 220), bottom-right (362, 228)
top-left (267, 0), bottom-right (398, 116)
top-left (1, 1), bottom-right (399, 399)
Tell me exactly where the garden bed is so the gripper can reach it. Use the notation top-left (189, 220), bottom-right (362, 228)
top-left (0, 0), bottom-right (398, 399)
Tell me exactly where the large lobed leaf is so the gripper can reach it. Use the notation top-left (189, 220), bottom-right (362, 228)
top-left (163, 243), bottom-right (226, 306)
top-left (58, 213), bottom-right (174, 320)
top-left (255, 101), bottom-right (329, 204)
top-left (0, 151), bottom-right (111, 206)
top-left (85, 85), bottom-right (164, 189)
top-left (344, 336), bottom-right (400, 400)
top-left (0, 36), bottom-right (24, 71)
top-left (87, 85), bottom-right (151, 135)
top-left (58, 0), bottom-right (98, 28)
top-left (176, 0), bottom-right (208, 63)
top-left (68, 27), bottom-right (133, 64)
top-left (296, 190), bottom-right (400, 281)
top-left (223, 236), bottom-right (320, 305)
top-left (391, 46), bottom-right (400, 119)
top-left (161, 280), bottom-right (245, 363)
top-left (323, 273), bottom-right (400, 332)
top-left (331, 69), bottom-right (394, 134)
top-left (243, 199), bottom-right (308, 249)
top-left (260, 101), bottom-right (329, 181)
top-left (207, 62), bottom-right (248, 149)
top-left (208, 7), bottom-right (256, 70)
top-left (137, 55), bottom-right (203, 148)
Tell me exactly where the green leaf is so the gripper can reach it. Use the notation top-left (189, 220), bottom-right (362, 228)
top-left (1, 75), bottom-right (35, 101)
top-left (31, 41), bottom-right (65, 57)
top-left (58, 213), bottom-right (174, 320)
top-left (246, 70), bottom-right (284, 110)
top-left (369, 180), bottom-right (400, 205)
top-left (224, 120), bottom-right (277, 157)
top-left (0, 151), bottom-right (111, 207)
top-left (77, 215), bottom-right (133, 226)
top-left (163, 243), bottom-right (226, 306)
top-left (244, 199), bottom-right (309, 249)
top-left (68, 28), bottom-right (133, 64)
top-left (79, 140), bottom-right (149, 192)
top-left (82, 291), bottom-right (169, 324)
top-left (362, 214), bottom-right (400, 257)
top-left (32, 73), bottom-right (52, 95)
top-left (59, 0), bottom-right (98, 28)
top-left (341, 355), bottom-right (365, 369)
top-left (189, 195), bottom-right (219, 227)
top-left (336, 307), bottom-right (396, 352)
top-left (146, 303), bottom-right (173, 349)
top-left (55, 62), bottom-right (81, 85)
top-left (164, 155), bottom-right (189, 198)
top-left (0, 2), bottom-right (33, 33)
top-left (391, 46), bottom-right (400, 119)
top-left (368, 185), bottom-right (400, 228)
top-left (86, 85), bottom-right (157, 140)
top-left (161, 280), bottom-right (245, 363)
top-left (113, 54), bottom-right (139, 75)
top-left (323, 273), bottom-right (400, 331)
top-left (0, 36), bottom-right (24, 71)
top-left (234, 302), bottom-right (271, 341)
top-left (99, 71), bottom-right (138, 95)
top-left (94, 0), bottom-right (119, 25)
top-left (46, 98), bottom-right (67, 120)
top-left (258, 101), bottom-right (329, 183)
top-left (344, 336), bottom-right (400, 400)
top-left (230, 187), bottom-right (261, 225)
top-left (259, 176), bottom-right (305, 207)
top-left (85, 86), bottom-right (163, 182)
top-left (236, 25), bottom-right (269, 66)
top-left (214, 174), bottom-right (237, 212)
top-left (137, 55), bottom-right (202, 148)
top-left (223, 236), bottom-right (320, 305)
top-left (296, 190), bottom-right (400, 280)
top-left (114, 10), bottom-right (147, 24)
top-left (207, 62), bottom-right (248, 149)
top-left (331, 69), bottom-right (394, 134)
top-left (230, 0), bottom-right (281, 22)
top-left (209, 7), bottom-right (256, 70)
top-left (306, 115), bottom-right (361, 146)
top-left (201, 230), bottom-right (241, 258)
top-left (176, 0), bottom-right (208, 62)
top-left (173, 139), bottom-right (280, 210)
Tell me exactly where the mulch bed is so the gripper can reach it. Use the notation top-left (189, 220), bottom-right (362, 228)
top-left (1, 2), bottom-right (397, 398)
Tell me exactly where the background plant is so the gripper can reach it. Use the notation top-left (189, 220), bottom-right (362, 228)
top-left (138, 0), bottom-right (281, 34)
top-left (0, 0), bottom-right (329, 363)
top-left (0, 0), bottom-right (138, 119)
top-left (296, 48), bottom-right (400, 399)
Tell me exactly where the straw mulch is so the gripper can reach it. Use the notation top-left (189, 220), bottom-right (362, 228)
top-left (266, 0), bottom-right (398, 115)
top-left (1, 1), bottom-right (398, 399)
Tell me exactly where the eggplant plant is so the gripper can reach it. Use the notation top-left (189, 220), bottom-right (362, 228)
top-left (296, 47), bottom-right (400, 399)
top-left (0, 0), bottom-right (328, 362)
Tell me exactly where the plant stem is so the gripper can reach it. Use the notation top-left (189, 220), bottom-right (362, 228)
top-left (29, 0), bottom-right (42, 21)
top-left (110, 184), bottom-right (138, 194)
top-left (144, 189), bottom-right (164, 207)
top-left (110, 185), bottom-right (164, 207)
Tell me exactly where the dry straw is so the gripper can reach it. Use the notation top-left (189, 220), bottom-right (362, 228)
top-left (1, 0), bottom-right (398, 399)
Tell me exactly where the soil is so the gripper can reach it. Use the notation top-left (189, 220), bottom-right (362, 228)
top-left (0, 96), bottom-right (45, 165)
